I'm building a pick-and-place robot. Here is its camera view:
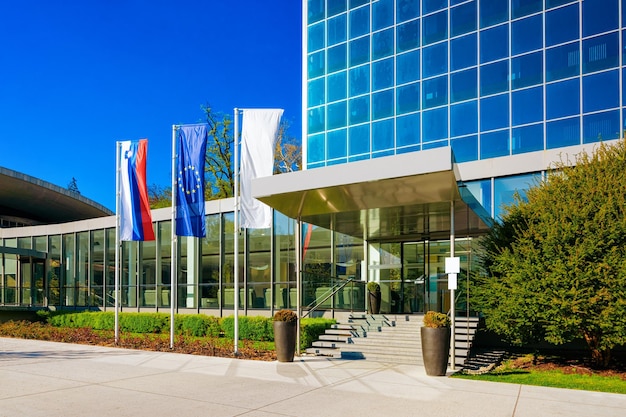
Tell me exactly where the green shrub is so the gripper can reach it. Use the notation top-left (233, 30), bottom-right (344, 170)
top-left (300, 318), bottom-right (335, 350)
top-left (177, 314), bottom-right (221, 337)
top-left (220, 316), bottom-right (273, 341)
top-left (119, 313), bottom-right (169, 334)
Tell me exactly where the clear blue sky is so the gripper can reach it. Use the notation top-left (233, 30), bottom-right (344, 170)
top-left (0, 0), bottom-right (302, 211)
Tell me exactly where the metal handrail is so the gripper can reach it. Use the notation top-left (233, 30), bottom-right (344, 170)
top-left (301, 275), bottom-right (356, 319)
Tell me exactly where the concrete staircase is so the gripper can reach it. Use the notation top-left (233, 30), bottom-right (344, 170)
top-left (305, 313), bottom-right (482, 367)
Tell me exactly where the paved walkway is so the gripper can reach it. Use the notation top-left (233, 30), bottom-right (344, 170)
top-left (1, 337), bottom-right (625, 417)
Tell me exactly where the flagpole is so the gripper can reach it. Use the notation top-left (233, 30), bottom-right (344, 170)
top-left (114, 142), bottom-right (121, 344)
top-left (170, 125), bottom-right (178, 349)
top-left (233, 108), bottom-right (240, 355)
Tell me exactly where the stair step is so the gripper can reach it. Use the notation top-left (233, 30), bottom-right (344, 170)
top-left (319, 335), bottom-right (352, 342)
top-left (305, 347), bottom-right (342, 358)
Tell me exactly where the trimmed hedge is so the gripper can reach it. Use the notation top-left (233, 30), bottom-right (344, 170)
top-left (40, 311), bottom-right (335, 349)
top-left (221, 316), bottom-right (273, 341)
top-left (300, 318), bottom-right (335, 351)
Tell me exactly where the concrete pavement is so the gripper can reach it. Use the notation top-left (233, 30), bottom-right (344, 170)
top-left (1, 337), bottom-right (625, 417)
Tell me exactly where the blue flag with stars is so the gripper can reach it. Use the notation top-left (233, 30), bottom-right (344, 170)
top-left (175, 124), bottom-right (208, 237)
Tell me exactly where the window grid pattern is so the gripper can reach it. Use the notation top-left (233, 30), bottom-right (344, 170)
top-left (306, 0), bottom-right (624, 168)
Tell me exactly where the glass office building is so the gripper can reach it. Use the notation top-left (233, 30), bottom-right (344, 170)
top-left (2, 1), bottom-right (622, 319)
top-left (305, 0), bottom-right (623, 219)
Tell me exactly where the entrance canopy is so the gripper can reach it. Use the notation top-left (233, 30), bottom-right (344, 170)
top-left (253, 147), bottom-right (492, 241)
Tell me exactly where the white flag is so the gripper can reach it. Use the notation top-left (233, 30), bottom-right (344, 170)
top-left (240, 108), bottom-right (283, 228)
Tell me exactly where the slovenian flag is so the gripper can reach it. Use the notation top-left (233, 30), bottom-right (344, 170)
top-left (175, 124), bottom-right (208, 237)
top-left (119, 139), bottom-right (155, 241)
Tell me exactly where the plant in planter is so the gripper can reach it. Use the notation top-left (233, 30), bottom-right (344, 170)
top-left (273, 309), bottom-right (298, 362)
top-left (366, 281), bottom-right (381, 314)
top-left (420, 311), bottom-right (451, 376)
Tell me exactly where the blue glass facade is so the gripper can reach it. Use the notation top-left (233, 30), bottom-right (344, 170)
top-left (306, 0), bottom-right (625, 218)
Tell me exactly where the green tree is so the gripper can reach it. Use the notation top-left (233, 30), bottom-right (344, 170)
top-left (473, 140), bottom-right (626, 368)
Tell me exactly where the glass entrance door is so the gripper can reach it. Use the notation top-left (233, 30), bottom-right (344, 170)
top-left (368, 241), bottom-right (426, 314)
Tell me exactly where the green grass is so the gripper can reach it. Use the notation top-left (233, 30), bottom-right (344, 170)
top-left (452, 368), bottom-right (626, 394)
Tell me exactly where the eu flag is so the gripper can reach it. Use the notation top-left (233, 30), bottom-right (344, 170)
top-left (175, 124), bottom-right (207, 237)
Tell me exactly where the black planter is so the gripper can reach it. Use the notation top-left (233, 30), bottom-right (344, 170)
top-left (273, 321), bottom-right (297, 362)
top-left (420, 327), bottom-right (451, 376)
top-left (368, 291), bottom-right (381, 314)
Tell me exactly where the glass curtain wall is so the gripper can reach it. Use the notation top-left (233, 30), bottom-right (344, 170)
top-left (200, 214), bottom-right (221, 308)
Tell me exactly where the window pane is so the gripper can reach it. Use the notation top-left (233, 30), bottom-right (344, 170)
top-left (480, 94), bottom-right (509, 132)
top-left (308, 0), bottom-right (324, 24)
top-left (480, 24), bottom-right (508, 63)
top-left (308, 51), bottom-right (324, 78)
top-left (494, 173), bottom-right (539, 219)
top-left (582, 0), bottom-right (618, 37)
top-left (512, 123), bottom-right (544, 154)
top-left (583, 110), bottom-right (620, 143)
top-left (582, 32), bottom-right (619, 74)
top-left (349, 65), bottom-right (370, 96)
top-left (451, 135), bottom-right (478, 163)
top-left (480, 0), bottom-right (508, 28)
top-left (372, 119), bottom-right (394, 152)
top-left (450, 1), bottom-right (477, 37)
top-left (512, 86), bottom-right (543, 126)
top-left (328, 44), bottom-right (347, 73)
top-left (546, 79), bottom-right (580, 119)
top-left (327, 101), bottom-right (347, 129)
top-left (511, 52), bottom-right (543, 89)
top-left (349, 96), bottom-right (370, 124)
top-left (546, 117), bottom-right (580, 149)
top-left (349, 124), bottom-right (370, 156)
top-left (396, 113), bottom-right (420, 147)
top-left (397, 82), bottom-right (420, 114)
top-left (465, 178), bottom-right (492, 217)
top-left (480, 130), bottom-right (510, 159)
top-left (512, 0), bottom-right (542, 19)
top-left (422, 107), bottom-right (448, 142)
top-left (546, 4), bottom-right (579, 47)
top-left (583, 70), bottom-right (619, 113)
top-left (327, 129), bottom-right (347, 159)
top-left (423, 0), bottom-right (447, 14)
top-left (308, 22), bottom-right (325, 52)
top-left (480, 60), bottom-right (509, 95)
top-left (373, 0), bottom-right (394, 31)
top-left (397, 50), bottom-right (420, 84)
top-left (396, 0), bottom-right (420, 22)
top-left (373, 58), bottom-right (394, 91)
top-left (450, 33), bottom-right (477, 71)
top-left (328, 71), bottom-right (347, 102)
top-left (423, 10), bottom-right (447, 45)
top-left (546, 42), bottom-right (580, 82)
top-left (373, 89), bottom-right (394, 119)
top-left (308, 107), bottom-right (325, 134)
top-left (372, 28), bottom-right (394, 59)
top-left (422, 75), bottom-right (448, 109)
top-left (397, 19), bottom-right (420, 53)
top-left (307, 133), bottom-right (325, 163)
top-left (512, 15), bottom-right (542, 56)
top-left (451, 68), bottom-right (477, 102)
top-left (328, 1), bottom-right (346, 17)
top-left (349, 36), bottom-right (370, 66)
top-left (349, 7), bottom-right (370, 38)
top-left (422, 42), bottom-right (447, 78)
top-left (450, 100), bottom-right (478, 137)
top-left (308, 79), bottom-right (325, 107)
top-left (328, 14), bottom-right (347, 46)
